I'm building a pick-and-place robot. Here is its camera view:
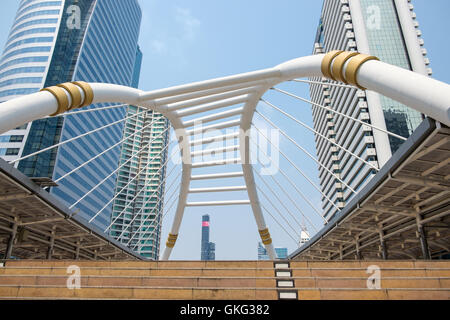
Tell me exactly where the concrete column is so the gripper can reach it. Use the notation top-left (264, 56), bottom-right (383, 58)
top-left (416, 215), bottom-right (431, 259)
top-left (3, 217), bottom-right (19, 260)
top-left (379, 230), bottom-right (388, 260)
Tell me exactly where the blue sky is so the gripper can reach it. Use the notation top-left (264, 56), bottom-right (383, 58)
top-left (0, 1), bottom-right (448, 260)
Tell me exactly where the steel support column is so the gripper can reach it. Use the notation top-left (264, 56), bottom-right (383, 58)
top-left (75, 241), bottom-right (81, 260)
top-left (355, 237), bottom-right (361, 260)
top-left (47, 226), bottom-right (56, 260)
top-left (3, 216), bottom-right (18, 260)
top-left (379, 230), bottom-right (388, 260)
top-left (416, 215), bottom-right (431, 259)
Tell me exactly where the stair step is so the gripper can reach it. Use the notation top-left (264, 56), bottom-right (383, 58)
top-left (0, 260), bottom-right (448, 300)
top-left (0, 267), bottom-right (276, 277)
top-left (0, 286), bottom-right (279, 300)
top-left (297, 288), bottom-right (450, 300)
top-left (0, 276), bottom-right (277, 288)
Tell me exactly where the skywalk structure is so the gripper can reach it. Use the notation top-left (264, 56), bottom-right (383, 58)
top-left (0, 49), bottom-right (448, 261)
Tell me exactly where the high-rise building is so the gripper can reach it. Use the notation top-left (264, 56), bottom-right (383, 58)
top-left (109, 47), bottom-right (170, 260)
top-left (0, 0), bottom-right (142, 230)
top-left (257, 243), bottom-right (288, 260)
top-left (201, 214), bottom-right (215, 260)
top-left (310, 0), bottom-right (430, 219)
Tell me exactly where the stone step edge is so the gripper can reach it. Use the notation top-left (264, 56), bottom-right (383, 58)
top-left (0, 285), bottom-right (448, 291)
top-left (1, 275), bottom-right (448, 280)
top-left (2, 266), bottom-right (450, 270)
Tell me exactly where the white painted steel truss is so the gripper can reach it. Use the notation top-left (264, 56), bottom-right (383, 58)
top-left (0, 52), bottom-right (449, 260)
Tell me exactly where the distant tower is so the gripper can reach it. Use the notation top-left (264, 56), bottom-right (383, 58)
top-left (201, 214), bottom-right (215, 260)
top-left (299, 231), bottom-right (310, 246)
top-left (300, 220), bottom-right (310, 246)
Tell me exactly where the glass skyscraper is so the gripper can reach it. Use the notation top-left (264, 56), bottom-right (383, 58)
top-left (310, 0), bottom-right (431, 220)
top-left (0, 0), bottom-right (142, 231)
top-left (109, 47), bottom-right (171, 260)
top-left (201, 214), bottom-right (215, 261)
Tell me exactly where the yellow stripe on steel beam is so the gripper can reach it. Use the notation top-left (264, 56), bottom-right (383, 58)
top-left (166, 233), bottom-right (178, 248)
top-left (41, 86), bottom-right (70, 116)
top-left (345, 54), bottom-right (379, 90)
top-left (57, 82), bottom-right (82, 110)
top-left (41, 81), bottom-right (94, 116)
top-left (72, 81), bottom-right (94, 107)
top-left (330, 51), bottom-right (359, 83)
top-left (321, 50), bottom-right (344, 80)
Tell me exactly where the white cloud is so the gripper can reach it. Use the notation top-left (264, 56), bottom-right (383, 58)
top-left (174, 6), bottom-right (201, 41)
top-left (151, 39), bottom-right (167, 54)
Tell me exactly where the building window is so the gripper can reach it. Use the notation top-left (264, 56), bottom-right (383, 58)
top-left (5, 148), bottom-right (20, 156)
top-left (9, 135), bottom-right (24, 142)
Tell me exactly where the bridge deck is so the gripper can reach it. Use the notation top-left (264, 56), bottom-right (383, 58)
top-left (290, 118), bottom-right (450, 260)
top-left (0, 159), bottom-right (141, 260)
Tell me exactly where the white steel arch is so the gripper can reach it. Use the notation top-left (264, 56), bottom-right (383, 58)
top-left (0, 51), bottom-right (449, 260)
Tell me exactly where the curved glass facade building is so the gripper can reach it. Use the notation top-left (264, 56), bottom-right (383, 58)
top-left (0, 0), bottom-right (62, 161)
top-left (0, 0), bottom-right (143, 232)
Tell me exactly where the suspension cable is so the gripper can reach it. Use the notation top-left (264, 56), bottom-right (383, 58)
top-left (253, 168), bottom-right (305, 233)
top-left (290, 78), bottom-right (356, 89)
top-left (255, 110), bottom-right (362, 191)
top-left (252, 148), bottom-right (319, 232)
top-left (70, 126), bottom-right (170, 211)
top-left (104, 144), bottom-right (177, 232)
top-left (259, 201), bottom-right (299, 245)
top-left (55, 117), bottom-right (160, 183)
top-left (47, 103), bottom-right (128, 118)
top-left (252, 124), bottom-right (341, 212)
top-left (259, 99), bottom-right (379, 171)
top-left (129, 183), bottom-right (181, 250)
top-left (121, 170), bottom-right (181, 246)
top-left (130, 190), bottom-right (179, 251)
top-left (248, 135), bottom-right (327, 223)
top-left (112, 160), bottom-right (180, 239)
top-left (255, 183), bottom-right (301, 239)
top-left (11, 109), bottom-right (149, 164)
top-left (271, 87), bottom-right (408, 141)
top-left (86, 138), bottom-right (173, 223)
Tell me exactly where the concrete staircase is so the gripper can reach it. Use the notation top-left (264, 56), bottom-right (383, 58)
top-left (0, 260), bottom-right (448, 300)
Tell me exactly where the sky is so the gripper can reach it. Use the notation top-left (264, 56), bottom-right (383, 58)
top-left (0, 0), bottom-right (449, 260)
